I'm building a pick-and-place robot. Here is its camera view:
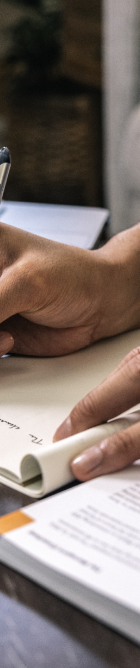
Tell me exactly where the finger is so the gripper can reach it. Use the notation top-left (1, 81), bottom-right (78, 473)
top-left (0, 223), bottom-right (49, 324)
top-left (104, 346), bottom-right (140, 378)
top-left (71, 420), bottom-right (140, 481)
top-left (0, 331), bottom-right (14, 357)
top-left (0, 223), bottom-right (34, 322)
top-left (54, 346), bottom-right (140, 440)
top-left (0, 316), bottom-right (92, 356)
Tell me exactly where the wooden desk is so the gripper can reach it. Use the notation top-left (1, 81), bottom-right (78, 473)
top-left (0, 484), bottom-right (140, 668)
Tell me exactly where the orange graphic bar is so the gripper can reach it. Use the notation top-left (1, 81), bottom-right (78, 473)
top-left (0, 510), bottom-right (34, 534)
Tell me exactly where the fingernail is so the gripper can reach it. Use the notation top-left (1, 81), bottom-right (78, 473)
top-left (72, 446), bottom-right (103, 475)
top-left (0, 332), bottom-right (14, 354)
top-left (53, 416), bottom-right (72, 442)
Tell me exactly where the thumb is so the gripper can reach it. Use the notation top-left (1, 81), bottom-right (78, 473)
top-left (0, 332), bottom-right (14, 357)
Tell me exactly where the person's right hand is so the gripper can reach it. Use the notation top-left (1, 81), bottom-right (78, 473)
top-left (54, 347), bottom-right (140, 481)
top-left (0, 220), bottom-right (140, 357)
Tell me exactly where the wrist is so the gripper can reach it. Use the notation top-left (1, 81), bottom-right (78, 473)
top-left (90, 223), bottom-right (140, 340)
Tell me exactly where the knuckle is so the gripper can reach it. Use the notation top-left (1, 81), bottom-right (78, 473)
top-left (128, 347), bottom-right (140, 380)
top-left (131, 345), bottom-right (140, 359)
top-left (70, 390), bottom-right (97, 431)
top-left (114, 429), bottom-right (134, 458)
top-left (80, 391), bottom-right (96, 419)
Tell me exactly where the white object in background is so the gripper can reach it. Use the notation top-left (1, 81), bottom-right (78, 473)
top-left (103, 0), bottom-right (140, 235)
top-left (0, 201), bottom-right (109, 250)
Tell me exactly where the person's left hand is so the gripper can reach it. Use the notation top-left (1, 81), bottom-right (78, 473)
top-left (54, 347), bottom-right (140, 480)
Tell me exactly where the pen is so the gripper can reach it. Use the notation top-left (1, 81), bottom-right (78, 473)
top-left (0, 146), bottom-right (11, 204)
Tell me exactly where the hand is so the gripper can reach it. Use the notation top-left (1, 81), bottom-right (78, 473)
top-left (54, 348), bottom-right (140, 480)
top-left (0, 221), bottom-right (140, 356)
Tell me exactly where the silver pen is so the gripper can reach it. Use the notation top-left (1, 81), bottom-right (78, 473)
top-left (0, 147), bottom-right (11, 204)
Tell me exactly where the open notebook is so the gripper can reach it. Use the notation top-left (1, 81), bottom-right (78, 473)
top-left (0, 328), bottom-right (140, 497)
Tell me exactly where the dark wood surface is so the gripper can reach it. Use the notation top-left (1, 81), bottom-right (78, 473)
top-left (0, 483), bottom-right (140, 668)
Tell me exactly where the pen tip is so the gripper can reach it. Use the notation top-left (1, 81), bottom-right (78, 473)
top-left (0, 147), bottom-right (11, 165)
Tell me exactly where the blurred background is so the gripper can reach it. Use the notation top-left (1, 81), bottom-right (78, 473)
top-left (1, 0), bottom-right (140, 237)
top-left (0, 0), bottom-right (103, 209)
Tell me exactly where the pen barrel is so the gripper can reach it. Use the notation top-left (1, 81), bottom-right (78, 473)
top-left (0, 163), bottom-right (11, 203)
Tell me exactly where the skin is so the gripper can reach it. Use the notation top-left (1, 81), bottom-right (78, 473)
top-left (0, 220), bottom-right (140, 481)
top-left (54, 348), bottom-right (140, 479)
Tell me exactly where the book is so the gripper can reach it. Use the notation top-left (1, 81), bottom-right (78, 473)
top-left (0, 328), bottom-right (140, 497)
top-left (0, 464), bottom-right (140, 644)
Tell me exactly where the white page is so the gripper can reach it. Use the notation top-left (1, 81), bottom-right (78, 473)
top-left (0, 328), bottom-right (140, 447)
top-left (4, 466), bottom-right (140, 614)
top-left (0, 329), bottom-right (140, 495)
top-left (0, 411), bottom-right (140, 495)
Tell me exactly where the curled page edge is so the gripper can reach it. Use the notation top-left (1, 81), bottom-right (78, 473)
top-left (20, 410), bottom-right (140, 496)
